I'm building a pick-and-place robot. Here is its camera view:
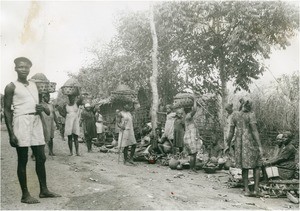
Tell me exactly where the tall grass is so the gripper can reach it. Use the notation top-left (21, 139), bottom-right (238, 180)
top-left (227, 72), bottom-right (299, 157)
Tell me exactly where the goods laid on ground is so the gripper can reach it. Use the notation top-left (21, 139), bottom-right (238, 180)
top-left (259, 180), bottom-right (299, 198)
top-left (202, 156), bottom-right (219, 173)
top-left (173, 92), bottom-right (194, 109)
top-left (203, 166), bottom-right (218, 174)
top-left (286, 191), bottom-right (299, 204)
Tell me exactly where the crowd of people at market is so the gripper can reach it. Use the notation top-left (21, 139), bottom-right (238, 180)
top-left (3, 57), bottom-right (299, 204)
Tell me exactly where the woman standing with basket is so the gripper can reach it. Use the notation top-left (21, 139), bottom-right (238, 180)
top-left (183, 93), bottom-right (202, 172)
top-left (59, 81), bottom-right (83, 156)
top-left (117, 103), bottom-right (137, 165)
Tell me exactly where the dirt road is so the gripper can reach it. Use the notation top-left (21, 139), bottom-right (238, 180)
top-left (1, 124), bottom-right (298, 210)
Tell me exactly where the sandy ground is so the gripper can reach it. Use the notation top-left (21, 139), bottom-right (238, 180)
top-left (1, 123), bottom-right (299, 210)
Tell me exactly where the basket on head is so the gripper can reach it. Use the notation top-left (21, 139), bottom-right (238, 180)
top-left (63, 78), bottom-right (81, 87)
top-left (48, 82), bottom-right (56, 93)
top-left (30, 73), bottom-right (50, 94)
top-left (35, 82), bottom-right (50, 94)
top-left (173, 92), bottom-right (194, 109)
top-left (111, 84), bottom-right (137, 104)
top-left (61, 86), bottom-right (80, 96)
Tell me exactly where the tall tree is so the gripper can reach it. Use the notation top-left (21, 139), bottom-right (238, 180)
top-left (149, 2), bottom-right (159, 132)
top-left (158, 1), bottom-right (299, 130)
top-left (73, 9), bottom-right (186, 104)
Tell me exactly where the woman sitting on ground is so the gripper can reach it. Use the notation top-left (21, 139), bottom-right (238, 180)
top-left (264, 131), bottom-right (298, 180)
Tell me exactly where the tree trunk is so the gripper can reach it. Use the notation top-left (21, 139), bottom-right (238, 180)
top-left (149, 3), bottom-right (159, 133)
top-left (219, 58), bottom-right (228, 149)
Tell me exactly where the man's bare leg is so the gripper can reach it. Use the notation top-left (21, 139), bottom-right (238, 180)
top-left (31, 145), bottom-right (61, 198)
top-left (16, 147), bottom-right (40, 204)
top-left (67, 135), bottom-right (73, 156)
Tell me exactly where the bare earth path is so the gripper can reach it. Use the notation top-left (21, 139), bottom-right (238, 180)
top-left (1, 124), bottom-right (298, 210)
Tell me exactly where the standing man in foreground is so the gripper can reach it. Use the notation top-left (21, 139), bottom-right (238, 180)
top-left (4, 57), bottom-right (61, 204)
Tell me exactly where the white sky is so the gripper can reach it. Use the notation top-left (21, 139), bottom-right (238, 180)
top-left (1, 0), bottom-right (299, 96)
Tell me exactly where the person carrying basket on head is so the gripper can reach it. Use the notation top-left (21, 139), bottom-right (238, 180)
top-left (117, 103), bottom-right (137, 165)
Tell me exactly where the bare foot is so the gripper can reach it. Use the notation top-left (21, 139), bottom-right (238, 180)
top-left (21, 195), bottom-right (40, 204)
top-left (253, 191), bottom-right (264, 198)
top-left (244, 191), bottom-right (255, 197)
top-left (69, 153), bottom-right (73, 156)
top-left (124, 161), bottom-right (135, 166)
top-left (128, 159), bottom-right (136, 165)
top-left (76, 153), bottom-right (80, 156)
top-left (191, 168), bottom-right (197, 173)
top-left (39, 190), bottom-right (61, 198)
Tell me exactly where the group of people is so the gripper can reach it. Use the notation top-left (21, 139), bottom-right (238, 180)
top-left (37, 94), bottom-right (108, 157)
top-left (149, 96), bottom-right (298, 198)
top-left (3, 57), bottom-right (298, 205)
top-left (147, 94), bottom-right (203, 172)
top-left (224, 99), bottom-right (298, 197)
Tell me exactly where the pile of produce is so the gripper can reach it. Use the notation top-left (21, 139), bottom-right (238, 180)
top-left (168, 152), bottom-right (188, 170)
top-left (203, 156), bottom-right (218, 174)
top-left (173, 92), bottom-right (194, 109)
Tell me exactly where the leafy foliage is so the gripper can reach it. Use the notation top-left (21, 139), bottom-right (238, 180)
top-left (157, 1), bottom-right (299, 93)
top-left (71, 9), bottom-right (186, 104)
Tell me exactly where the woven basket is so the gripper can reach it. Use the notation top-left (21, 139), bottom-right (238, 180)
top-left (61, 86), bottom-right (80, 96)
top-left (111, 93), bottom-right (137, 103)
top-left (173, 92), bottom-right (194, 109)
top-left (30, 73), bottom-right (50, 94)
top-left (203, 166), bottom-right (217, 174)
top-left (48, 82), bottom-right (56, 93)
top-left (111, 84), bottom-right (137, 104)
top-left (173, 99), bottom-right (193, 109)
top-left (174, 93), bottom-right (193, 100)
top-left (31, 73), bottom-right (49, 82)
top-left (35, 82), bottom-right (50, 94)
top-left (63, 78), bottom-right (81, 87)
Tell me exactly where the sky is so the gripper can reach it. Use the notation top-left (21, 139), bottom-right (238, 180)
top-left (1, 0), bottom-right (299, 97)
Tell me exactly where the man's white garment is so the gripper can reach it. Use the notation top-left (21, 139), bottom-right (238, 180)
top-left (12, 81), bottom-right (44, 147)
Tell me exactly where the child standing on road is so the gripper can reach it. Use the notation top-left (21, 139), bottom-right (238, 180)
top-left (81, 103), bottom-right (97, 152)
top-left (95, 107), bottom-right (105, 145)
top-left (42, 93), bottom-right (58, 156)
top-left (173, 108), bottom-right (185, 154)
